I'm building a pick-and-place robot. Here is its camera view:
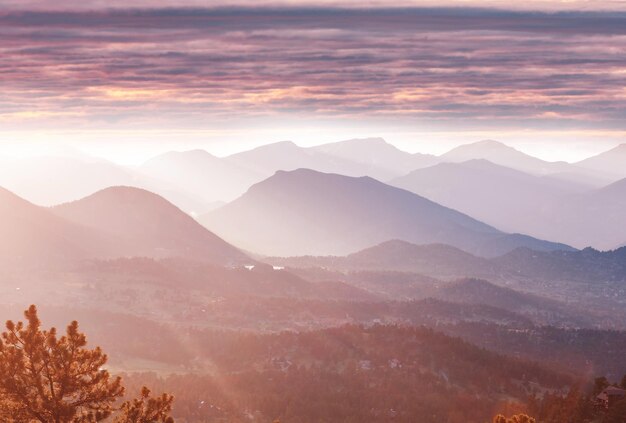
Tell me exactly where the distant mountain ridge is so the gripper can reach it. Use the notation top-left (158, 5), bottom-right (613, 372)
top-left (270, 239), bottom-right (626, 284)
top-left (53, 186), bottom-right (250, 264)
top-left (551, 177), bottom-right (626, 249)
top-left (311, 137), bottom-right (438, 176)
top-left (391, 159), bottom-right (626, 250)
top-left (0, 155), bottom-right (215, 214)
top-left (0, 156), bottom-right (139, 206)
top-left (3, 139), bottom-right (624, 256)
top-left (391, 159), bottom-right (573, 234)
top-left (0, 187), bottom-right (109, 267)
top-left (576, 143), bottom-right (626, 179)
top-left (224, 140), bottom-right (397, 181)
top-left (202, 168), bottom-right (573, 257)
top-left (4, 138), bottom-right (624, 214)
top-left (439, 140), bottom-right (572, 175)
top-left (432, 278), bottom-right (593, 327)
top-left (139, 149), bottom-right (263, 206)
top-left (0, 185), bottom-right (249, 268)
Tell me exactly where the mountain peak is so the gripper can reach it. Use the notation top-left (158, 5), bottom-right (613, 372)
top-left (169, 149), bottom-right (217, 157)
top-left (57, 185), bottom-right (170, 209)
top-left (0, 186), bottom-right (107, 266)
top-left (311, 137), bottom-right (436, 175)
top-left (324, 137), bottom-right (390, 148)
top-left (473, 139), bottom-right (510, 148)
top-left (170, 149), bottom-right (218, 159)
top-left (53, 186), bottom-right (248, 264)
top-left (448, 140), bottom-right (516, 153)
top-left (440, 140), bottom-right (569, 176)
top-left (263, 167), bottom-right (375, 189)
top-left (579, 143), bottom-right (626, 160)
top-left (350, 239), bottom-right (476, 259)
top-left (143, 149), bottom-right (219, 166)
top-left (440, 140), bottom-right (523, 162)
top-left (576, 143), bottom-right (626, 179)
top-left (203, 168), bottom-right (567, 257)
top-left (249, 140), bottom-right (299, 152)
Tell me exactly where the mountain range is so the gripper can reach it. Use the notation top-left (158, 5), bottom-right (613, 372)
top-left (269, 239), bottom-right (626, 288)
top-left (390, 159), bottom-right (626, 249)
top-left (311, 137), bottom-right (438, 176)
top-left (224, 140), bottom-right (397, 181)
top-left (391, 159), bottom-right (577, 233)
top-left (6, 138), bottom-right (622, 206)
top-left (0, 155), bottom-right (214, 215)
top-left (139, 149), bottom-right (263, 207)
top-left (202, 168), bottom-right (572, 257)
top-left (2, 138), bottom-right (625, 253)
top-left (440, 140), bottom-right (572, 176)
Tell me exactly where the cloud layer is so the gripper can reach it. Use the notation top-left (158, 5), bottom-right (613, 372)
top-left (1, 6), bottom-right (625, 135)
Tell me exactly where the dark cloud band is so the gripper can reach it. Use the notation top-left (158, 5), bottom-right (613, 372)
top-left (1, 6), bottom-right (625, 130)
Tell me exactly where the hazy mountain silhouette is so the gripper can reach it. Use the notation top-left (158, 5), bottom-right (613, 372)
top-left (589, 177), bottom-right (626, 208)
top-left (269, 240), bottom-right (509, 281)
top-left (140, 150), bottom-right (264, 205)
top-left (391, 159), bottom-right (583, 235)
top-left (432, 278), bottom-right (592, 327)
top-left (344, 240), bottom-right (497, 278)
top-left (80, 257), bottom-right (376, 301)
top-left (312, 137), bottom-right (438, 177)
top-left (439, 140), bottom-right (572, 175)
top-left (436, 278), bottom-right (549, 308)
top-left (271, 239), bottom-right (626, 288)
top-left (523, 178), bottom-right (626, 250)
top-left (224, 141), bottom-right (395, 180)
top-left (53, 186), bottom-right (249, 264)
top-left (0, 187), bottom-right (108, 267)
top-left (202, 169), bottom-right (572, 257)
top-left (393, 160), bottom-right (626, 249)
top-left (569, 178), bottom-right (626, 249)
top-left (493, 246), bottom-right (626, 283)
top-left (576, 143), bottom-right (626, 179)
top-left (0, 155), bottom-right (214, 215)
top-left (0, 156), bottom-right (139, 206)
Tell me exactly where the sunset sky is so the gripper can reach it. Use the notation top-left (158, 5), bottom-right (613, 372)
top-left (1, 1), bottom-right (625, 163)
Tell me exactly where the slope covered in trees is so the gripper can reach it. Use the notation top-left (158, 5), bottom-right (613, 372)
top-left (120, 324), bottom-right (569, 423)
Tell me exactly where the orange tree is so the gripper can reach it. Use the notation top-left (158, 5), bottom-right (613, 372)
top-left (0, 305), bottom-right (174, 423)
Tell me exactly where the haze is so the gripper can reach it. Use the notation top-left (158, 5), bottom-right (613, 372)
top-left (1, 2), bottom-right (626, 423)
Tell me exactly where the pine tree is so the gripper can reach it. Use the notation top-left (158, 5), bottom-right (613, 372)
top-left (594, 377), bottom-right (610, 395)
top-left (0, 305), bottom-right (124, 422)
top-left (114, 387), bottom-right (174, 423)
top-left (493, 414), bottom-right (536, 423)
top-left (0, 305), bottom-right (175, 423)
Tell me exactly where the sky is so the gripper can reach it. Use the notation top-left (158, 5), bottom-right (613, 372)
top-left (1, 1), bottom-right (625, 163)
